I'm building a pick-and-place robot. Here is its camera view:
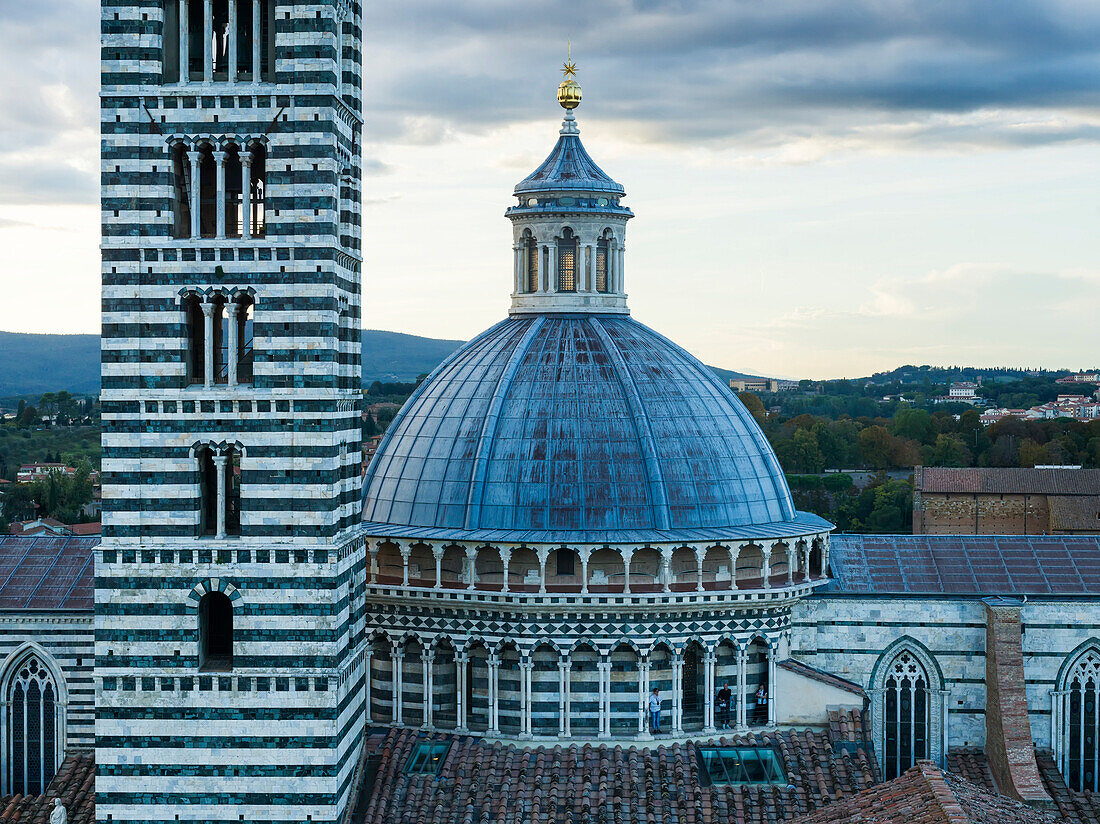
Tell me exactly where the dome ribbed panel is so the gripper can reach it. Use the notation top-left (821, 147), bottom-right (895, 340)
top-left (362, 314), bottom-right (799, 540)
top-left (513, 134), bottom-right (626, 195)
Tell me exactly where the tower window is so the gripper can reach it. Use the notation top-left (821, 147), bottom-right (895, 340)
top-left (524, 231), bottom-right (538, 293)
top-left (183, 293), bottom-right (206, 384)
top-left (3, 651), bottom-right (60, 796)
top-left (557, 228), bottom-right (577, 292)
top-left (596, 234), bottom-right (610, 293)
top-left (197, 445), bottom-right (242, 538)
top-left (883, 651), bottom-right (929, 779)
top-left (198, 592), bottom-right (234, 672)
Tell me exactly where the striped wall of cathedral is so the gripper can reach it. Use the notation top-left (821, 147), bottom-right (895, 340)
top-left (97, 0), bottom-right (366, 821)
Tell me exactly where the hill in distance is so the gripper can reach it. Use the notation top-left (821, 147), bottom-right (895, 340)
top-left (0, 329), bottom-right (761, 397)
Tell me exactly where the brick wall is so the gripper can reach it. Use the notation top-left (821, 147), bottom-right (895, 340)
top-left (914, 493), bottom-right (1050, 535)
top-left (983, 600), bottom-right (1053, 806)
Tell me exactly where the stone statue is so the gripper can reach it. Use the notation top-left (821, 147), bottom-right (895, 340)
top-left (49, 799), bottom-right (67, 824)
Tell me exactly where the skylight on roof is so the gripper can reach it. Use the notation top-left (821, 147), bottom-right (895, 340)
top-left (696, 746), bottom-right (787, 786)
top-left (405, 740), bottom-right (451, 776)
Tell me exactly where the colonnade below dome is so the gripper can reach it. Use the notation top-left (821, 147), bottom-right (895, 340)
top-left (365, 535), bottom-right (829, 595)
top-left (365, 634), bottom-right (782, 742)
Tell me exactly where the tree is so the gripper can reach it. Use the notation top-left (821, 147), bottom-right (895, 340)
top-left (737, 391), bottom-right (765, 423)
top-left (925, 434), bottom-right (972, 467)
top-left (1, 483), bottom-right (39, 524)
top-left (891, 408), bottom-right (934, 445)
top-left (17, 405), bottom-right (38, 428)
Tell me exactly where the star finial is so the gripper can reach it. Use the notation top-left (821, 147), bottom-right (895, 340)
top-left (562, 40), bottom-right (577, 78)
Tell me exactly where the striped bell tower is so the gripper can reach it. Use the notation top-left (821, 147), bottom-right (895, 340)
top-left (96, 0), bottom-right (367, 822)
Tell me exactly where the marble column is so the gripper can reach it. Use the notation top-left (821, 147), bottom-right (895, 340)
top-left (399, 544), bottom-right (410, 587)
top-left (225, 300), bottom-right (239, 386)
top-left (597, 659), bottom-right (611, 739)
top-left (392, 645), bottom-right (404, 725)
top-left (465, 547), bottom-right (477, 590)
top-left (432, 547), bottom-right (443, 589)
top-left (703, 652), bottom-right (716, 734)
top-left (201, 300), bottom-right (215, 386)
top-left (638, 657), bottom-right (651, 738)
top-left (422, 649), bottom-right (434, 729)
top-left (226, 0), bottom-right (237, 81)
top-left (252, 0), bottom-right (261, 80)
top-left (363, 649), bottom-right (373, 722)
top-left (202, 0), bottom-right (213, 82)
top-left (455, 651), bottom-right (469, 733)
top-left (548, 245), bottom-right (558, 292)
top-left (580, 551), bottom-right (589, 595)
top-left (661, 551), bottom-right (672, 593)
top-left (762, 548), bottom-right (772, 590)
top-left (520, 659), bottom-right (533, 739)
top-left (179, 0), bottom-right (190, 82)
top-left (487, 653), bottom-right (500, 735)
top-left (187, 150), bottom-right (202, 238)
top-left (239, 150), bottom-right (252, 239)
top-left (672, 656), bottom-right (684, 734)
top-left (737, 645), bottom-right (748, 729)
top-left (622, 551), bottom-right (631, 594)
top-left (557, 658), bottom-right (569, 737)
top-left (767, 643), bottom-right (777, 726)
top-left (213, 150), bottom-right (227, 238)
top-left (538, 550), bottom-right (548, 594)
top-left (696, 550), bottom-right (705, 592)
top-left (500, 548), bottom-right (511, 594)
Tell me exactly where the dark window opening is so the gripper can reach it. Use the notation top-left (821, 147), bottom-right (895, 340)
top-left (524, 232), bottom-right (539, 293)
top-left (199, 591), bottom-right (234, 672)
top-left (596, 235), bottom-right (610, 293)
top-left (557, 228), bottom-right (577, 292)
top-left (554, 548), bottom-right (574, 577)
top-left (405, 740), bottom-right (451, 775)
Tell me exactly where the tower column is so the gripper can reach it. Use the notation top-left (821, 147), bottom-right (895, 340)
top-left (622, 550), bottom-right (631, 594)
top-left (464, 546), bottom-right (477, 589)
top-left (239, 151), bottom-right (252, 239)
top-left (539, 244), bottom-right (549, 292)
top-left (597, 658), bottom-right (611, 739)
top-left (766, 642), bottom-right (777, 726)
top-left (200, 300), bottom-right (215, 387)
top-left (363, 649), bottom-right (373, 723)
top-left (549, 244), bottom-right (558, 292)
top-left (585, 243), bottom-right (595, 291)
top-left (252, 0), bottom-right (262, 81)
top-left (226, 0), bottom-right (237, 82)
top-left (202, 0), bottom-right (213, 82)
top-left (500, 548), bottom-right (511, 594)
top-left (186, 150), bottom-right (202, 238)
top-left (558, 657), bottom-right (569, 737)
top-left (179, 0), bottom-right (190, 83)
top-left (432, 546), bottom-right (443, 589)
top-left (638, 657), bottom-right (651, 738)
top-left (212, 453), bottom-right (228, 539)
top-left (225, 300), bottom-right (239, 386)
top-left (213, 150), bottom-right (227, 238)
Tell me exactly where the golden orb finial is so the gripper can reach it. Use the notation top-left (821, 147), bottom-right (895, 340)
top-left (557, 45), bottom-right (582, 110)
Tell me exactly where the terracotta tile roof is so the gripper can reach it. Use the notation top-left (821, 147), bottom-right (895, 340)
top-left (1035, 750), bottom-right (1100, 824)
top-left (915, 467), bottom-right (1100, 496)
top-left (356, 727), bottom-right (879, 824)
top-left (1048, 497), bottom-right (1100, 532)
top-left (788, 761), bottom-right (1057, 824)
top-left (946, 747), bottom-right (999, 791)
top-left (0, 753), bottom-right (94, 824)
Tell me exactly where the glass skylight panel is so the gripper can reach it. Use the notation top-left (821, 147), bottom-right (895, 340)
top-left (696, 746), bottom-right (786, 785)
top-left (405, 740), bottom-right (451, 775)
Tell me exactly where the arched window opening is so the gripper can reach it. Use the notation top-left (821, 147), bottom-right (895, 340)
top-left (3, 652), bottom-right (60, 796)
top-left (164, 0), bottom-right (275, 83)
top-left (883, 650), bottom-right (929, 779)
top-left (247, 143), bottom-right (267, 237)
top-left (596, 232), bottom-right (611, 293)
top-left (186, 0), bottom-right (204, 80)
top-left (809, 540), bottom-right (824, 578)
top-left (172, 143), bottom-right (192, 238)
top-left (224, 144), bottom-right (242, 237)
top-left (198, 145), bottom-right (217, 237)
top-left (199, 591), bottom-right (234, 671)
top-left (1064, 648), bottom-right (1100, 791)
top-left (197, 445), bottom-right (241, 538)
top-left (556, 228), bottom-right (577, 292)
top-left (236, 295), bottom-right (255, 384)
top-left (681, 643), bottom-right (705, 731)
top-left (183, 293), bottom-right (205, 385)
top-left (524, 232), bottom-right (539, 293)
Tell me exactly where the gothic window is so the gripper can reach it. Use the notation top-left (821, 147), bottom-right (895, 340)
top-left (1063, 648), bottom-right (1100, 791)
top-left (883, 650), bottom-right (929, 779)
top-left (596, 234), bottom-right (610, 293)
top-left (524, 232), bottom-right (539, 293)
top-left (199, 591), bottom-right (234, 671)
top-left (557, 229), bottom-right (577, 292)
top-left (3, 651), bottom-right (60, 797)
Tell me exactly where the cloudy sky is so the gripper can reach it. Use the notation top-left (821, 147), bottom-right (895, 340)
top-left (1, 0), bottom-right (1099, 378)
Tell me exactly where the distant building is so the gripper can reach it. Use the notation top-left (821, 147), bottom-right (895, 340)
top-left (1056, 371), bottom-right (1100, 385)
top-left (8, 518), bottom-right (102, 537)
top-left (948, 381), bottom-right (979, 400)
top-left (16, 463), bottom-right (77, 484)
top-left (729, 377), bottom-right (799, 393)
top-left (913, 466), bottom-right (1100, 535)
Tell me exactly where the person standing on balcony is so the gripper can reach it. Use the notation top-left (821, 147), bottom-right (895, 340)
top-left (649, 687), bottom-right (662, 734)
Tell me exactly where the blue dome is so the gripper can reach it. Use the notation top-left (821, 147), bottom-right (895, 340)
top-left (362, 314), bottom-right (829, 544)
top-left (513, 126), bottom-right (625, 195)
